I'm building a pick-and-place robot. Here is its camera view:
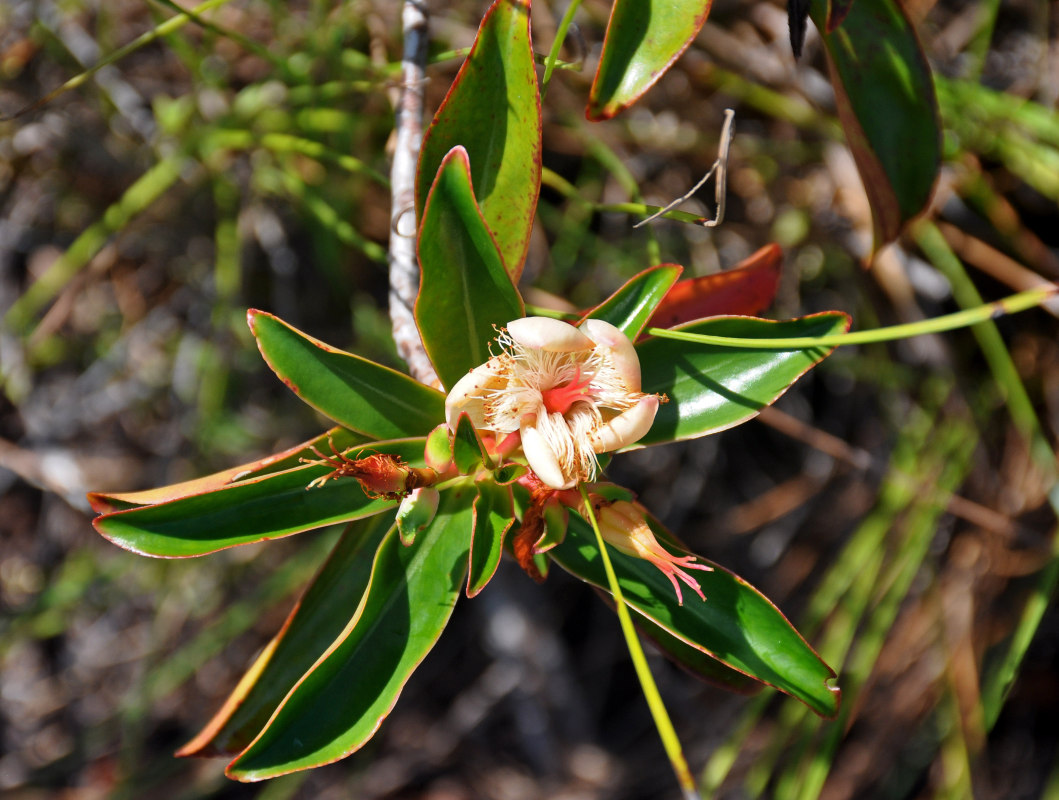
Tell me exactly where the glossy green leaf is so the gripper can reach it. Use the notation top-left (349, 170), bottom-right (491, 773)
top-left (416, 147), bottom-right (524, 390)
top-left (452, 412), bottom-right (489, 475)
top-left (87, 427), bottom-right (370, 513)
top-left (416, 0), bottom-right (541, 277)
top-left (226, 486), bottom-right (475, 780)
top-left (811, 0), bottom-right (939, 247)
top-left (587, 0), bottom-right (713, 120)
top-left (177, 513), bottom-right (394, 758)
top-left (493, 463), bottom-right (528, 485)
top-left (580, 263), bottom-right (683, 340)
top-left (93, 439), bottom-right (426, 557)
top-left (550, 516), bottom-right (840, 717)
top-left (635, 612), bottom-right (764, 694)
top-left (467, 478), bottom-right (513, 597)
top-left (250, 310), bottom-right (445, 439)
top-left (533, 502), bottom-right (569, 554)
top-left (636, 313), bottom-right (849, 446)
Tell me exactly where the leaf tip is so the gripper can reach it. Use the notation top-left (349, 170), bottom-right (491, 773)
top-left (246, 308), bottom-right (267, 336)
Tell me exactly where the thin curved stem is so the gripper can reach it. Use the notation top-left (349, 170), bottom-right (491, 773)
top-left (579, 486), bottom-right (701, 800)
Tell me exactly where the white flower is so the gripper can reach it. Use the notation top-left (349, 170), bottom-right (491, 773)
top-left (445, 317), bottom-right (660, 489)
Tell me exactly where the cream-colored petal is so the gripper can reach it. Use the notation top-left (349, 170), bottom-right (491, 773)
top-left (580, 318), bottom-right (641, 391)
top-left (445, 359), bottom-right (502, 431)
top-left (508, 316), bottom-right (593, 352)
top-left (589, 395), bottom-right (659, 453)
top-left (520, 420), bottom-right (575, 489)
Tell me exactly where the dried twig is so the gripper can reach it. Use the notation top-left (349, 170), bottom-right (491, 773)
top-left (634, 108), bottom-right (735, 230)
top-left (388, 0), bottom-right (441, 387)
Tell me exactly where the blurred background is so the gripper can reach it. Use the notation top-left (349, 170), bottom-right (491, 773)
top-left (1, 0), bottom-right (1057, 797)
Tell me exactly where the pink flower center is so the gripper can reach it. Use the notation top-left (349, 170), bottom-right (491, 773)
top-left (541, 367), bottom-right (593, 416)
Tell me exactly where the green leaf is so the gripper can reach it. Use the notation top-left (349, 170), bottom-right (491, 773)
top-left (551, 516), bottom-right (840, 717)
top-left (249, 310), bottom-right (445, 439)
top-left (93, 439), bottom-right (426, 557)
top-left (533, 502), bottom-right (569, 554)
top-left (467, 478), bottom-right (513, 597)
top-left (493, 463), bottom-right (528, 485)
top-left (587, 0), bottom-right (714, 120)
top-left (581, 264), bottom-right (683, 340)
top-left (416, 0), bottom-right (541, 278)
top-left (226, 486), bottom-right (475, 780)
top-left (416, 147), bottom-right (524, 390)
top-left (811, 0), bottom-right (940, 247)
top-left (635, 612), bottom-right (764, 694)
top-left (88, 427), bottom-right (370, 513)
top-left (636, 313), bottom-right (849, 446)
top-left (452, 412), bottom-right (489, 475)
top-left (177, 513), bottom-right (394, 757)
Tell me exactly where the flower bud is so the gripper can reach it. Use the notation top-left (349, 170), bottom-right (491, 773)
top-left (396, 487), bottom-right (440, 545)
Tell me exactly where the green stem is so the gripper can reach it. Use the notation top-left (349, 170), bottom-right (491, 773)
top-left (542, 168), bottom-right (705, 225)
top-left (578, 486), bottom-right (700, 800)
top-left (541, 0), bottom-right (583, 96)
top-left (644, 283), bottom-right (1056, 349)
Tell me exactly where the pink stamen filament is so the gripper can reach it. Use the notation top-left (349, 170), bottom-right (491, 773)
top-left (541, 367), bottom-right (594, 416)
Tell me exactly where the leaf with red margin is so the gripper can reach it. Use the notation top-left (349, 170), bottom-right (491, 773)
top-left (92, 438), bottom-right (426, 558)
top-left (636, 312), bottom-right (850, 446)
top-left (646, 244), bottom-right (783, 330)
top-left (580, 264), bottom-right (683, 340)
top-left (551, 514), bottom-right (840, 717)
top-left (467, 477), bottom-right (513, 597)
top-left (250, 310), bottom-right (446, 439)
top-left (416, 0), bottom-right (541, 279)
top-left (415, 147), bottom-right (524, 391)
top-left (811, 0), bottom-right (939, 249)
top-left (587, 0), bottom-right (713, 121)
top-left (176, 513), bottom-right (394, 758)
top-left (225, 485), bottom-right (474, 781)
top-left (87, 427), bottom-right (370, 514)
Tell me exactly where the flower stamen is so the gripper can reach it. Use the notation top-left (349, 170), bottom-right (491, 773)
top-left (540, 365), bottom-right (594, 415)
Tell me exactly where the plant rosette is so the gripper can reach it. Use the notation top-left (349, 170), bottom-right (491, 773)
top-left (90, 252), bottom-right (846, 780)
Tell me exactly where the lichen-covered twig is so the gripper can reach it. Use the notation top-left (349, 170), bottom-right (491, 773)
top-left (388, 0), bottom-right (441, 387)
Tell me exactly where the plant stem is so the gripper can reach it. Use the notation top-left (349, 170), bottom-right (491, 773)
top-left (541, 0), bottom-right (583, 96)
top-left (644, 283), bottom-right (1056, 349)
top-left (388, 0), bottom-right (440, 387)
top-left (579, 486), bottom-right (701, 800)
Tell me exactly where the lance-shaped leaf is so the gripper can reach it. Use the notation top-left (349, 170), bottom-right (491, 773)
top-left (635, 612), bottom-right (764, 693)
top-left (88, 427), bottom-right (370, 513)
top-left (811, 0), bottom-right (939, 248)
top-left (587, 0), bottom-right (713, 120)
top-left (551, 516), bottom-right (840, 717)
top-left (467, 477), bottom-right (514, 597)
top-left (416, 0), bottom-right (541, 278)
top-left (93, 439), bottom-right (426, 557)
top-left (416, 147), bottom-right (524, 390)
top-left (580, 264), bottom-right (683, 340)
top-left (226, 486), bottom-right (475, 780)
top-left (177, 513), bottom-right (394, 757)
top-left (636, 312), bottom-right (849, 446)
top-left (250, 310), bottom-right (445, 439)
top-left (646, 244), bottom-right (783, 330)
